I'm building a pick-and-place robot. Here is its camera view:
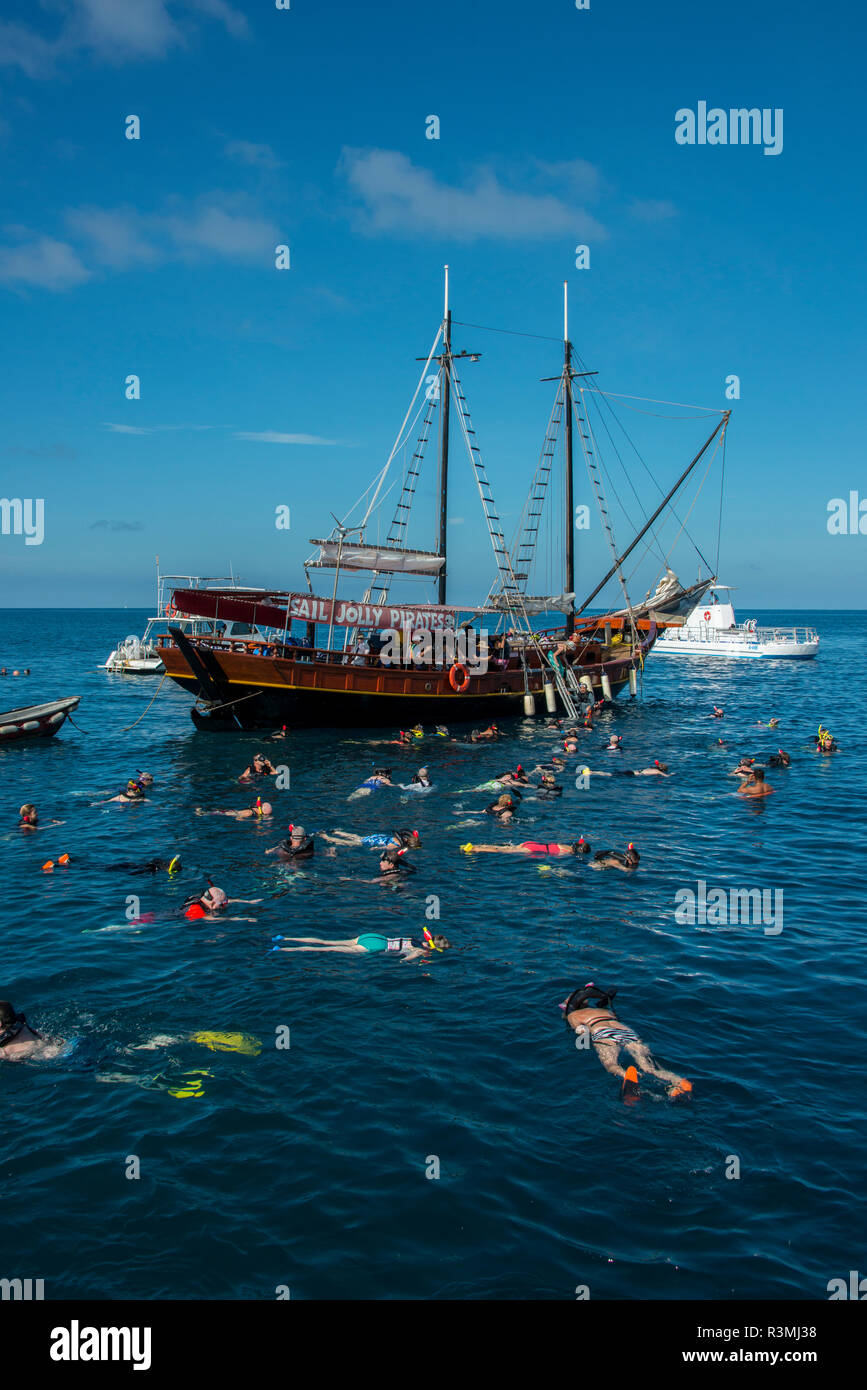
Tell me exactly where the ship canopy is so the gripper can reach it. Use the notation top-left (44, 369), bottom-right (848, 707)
top-left (308, 541), bottom-right (445, 576)
top-left (487, 592), bottom-right (575, 616)
top-left (170, 586), bottom-right (460, 631)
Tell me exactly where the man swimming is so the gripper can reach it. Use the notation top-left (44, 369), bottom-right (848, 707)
top-left (561, 982), bottom-right (692, 1099)
top-left (410, 767), bottom-right (432, 787)
top-left (767, 749), bottom-right (791, 768)
top-left (272, 927), bottom-right (449, 961)
top-left (0, 1000), bottom-right (65, 1061)
top-left (265, 824), bottom-right (314, 859)
top-left (737, 768), bottom-right (774, 798)
top-left (109, 856), bottom-right (182, 875)
top-left (196, 799), bottom-right (273, 820)
top-left (590, 844), bottom-right (640, 870)
top-left (470, 723), bottom-right (500, 742)
top-left (378, 847), bottom-right (416, 878)
top-left (603, 734), bottom-right (623, 751)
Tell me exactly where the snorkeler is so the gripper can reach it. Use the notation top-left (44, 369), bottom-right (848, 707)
top-left (102, 780), bottom-right (148, 805)
top-left (461, 836), bottom-right (590, 856)
top-left (737, 768), bottom-right (774, 798)
top-left (182, 885), bottom-right (261, 921)
top-left (731, 756), bottom-right (757, 778)
top-left (18, 803), bottom-right (64, 830)
top-left (815, 726), bottom-right (839, 753)
top-left (603, 734), bottom-right (623, 751)
top-left (534, 771), bottom-right (563, 798)
top-left (270, 726), bottom-right (290, 741)
top-left (485, 793), bottom-right (517, 823)
top-left (470, 723), bottom-right (500, 742)
top-left (0, 1000), bottom-right (65, 1062)
top-left (109, 855), bottom-right (182, 875)
top-left (563, 735), bottom-right (580, 753)
top-left (239, 753), bottom-right (277, 781)
top-left (377, 847), bottom-right (416, 878)
top-left (411, 767), bottom-right (432, 787)
top-left (351, 768), bottom-right (394, 797)
top-left (272, 926), bottom-right (449, 961)
top-left (712, 706), bottom-right (724, 719)
top-left (320, 828), bottom-right (420, 850)
top-left (196, 799), bottom-right (273, 820)
top-left (590, 844), bottom-right (640, 870)
top-left (767, 749), bottom-right (791, 768)
top-left (265, 824), bottom-right (314, 859)
top-left (560, 983), bottom-right (692, 1100)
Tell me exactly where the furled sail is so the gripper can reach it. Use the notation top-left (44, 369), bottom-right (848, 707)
top-left (308, 541), bottom-right (445, 575)
top-left (487, 592), bottom-right (575, 615)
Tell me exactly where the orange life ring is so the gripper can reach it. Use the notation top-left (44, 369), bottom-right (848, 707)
top-left (703, 610), bottom-right (711, 622)
top-left (165, 602), bottom-right (178, 617)
top-left (449, 662), bottom-right (470, 693)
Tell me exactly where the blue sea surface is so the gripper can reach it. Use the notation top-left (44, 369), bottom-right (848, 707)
top-left (0, 608), bottom-right (864, 1300)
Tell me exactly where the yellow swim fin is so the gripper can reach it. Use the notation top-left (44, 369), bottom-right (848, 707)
top-left (165, 1068), bottom-right (212, 1099)
top-left (460, 842), bottom-right (474, 853)
top-left (191, 1030), bottom-right (262, 1057)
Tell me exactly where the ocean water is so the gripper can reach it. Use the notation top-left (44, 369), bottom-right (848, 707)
top-left (1, 607), bottom-right (864, 1301)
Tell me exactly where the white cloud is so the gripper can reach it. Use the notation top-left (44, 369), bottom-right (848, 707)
top-left (234, 432), bottom-right (342, 446)
top-left (66, 206), bottom-right (161, 269)
top-left (0, 0), bottom-right (248, 77)
top-left (628, 198), bottom-right (678, 223)
top-left (225, 140), bottom-right (283, 170)
top-left (0, 236), bottom-right (90, 290)
top-left (338, 148), bottom-right (606, 242)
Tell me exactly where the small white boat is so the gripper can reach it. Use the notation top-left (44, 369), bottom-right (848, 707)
top-left (654, 585), bottom-right (819, 660)
top-left (102, 569), bottom-right (259, 674)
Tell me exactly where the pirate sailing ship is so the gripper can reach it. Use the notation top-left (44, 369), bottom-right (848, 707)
top-left (157, 272), bottom-right (729, 729)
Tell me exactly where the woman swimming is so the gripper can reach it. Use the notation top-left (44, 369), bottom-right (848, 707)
top-left (272, 927), bottom-right (449, 961)
top-left (320, 828), bottom-right (420, 850)
top-left (484, 794), bottom-right (517, 823)
top-left (561, 982), bottom-right (691, 1099)
top-left (182, 885), bottom-right (261, 921)
top-left (0, 999), bottom-right (66, 1062)
top-left (239, 753), bottom-right (277, 781)
top-left (461, 836), bottom-right (590, 856)
top-left (196, 799), bottom-right (273, 820)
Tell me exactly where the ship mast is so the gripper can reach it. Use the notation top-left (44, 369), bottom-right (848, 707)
top-left (563, 282), bottom-right (575, 633)
top-left (436, 265), bottom-right (452, 606)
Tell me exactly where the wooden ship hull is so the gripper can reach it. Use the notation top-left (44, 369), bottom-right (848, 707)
top-left (157, 619), bottom-right (657, 730)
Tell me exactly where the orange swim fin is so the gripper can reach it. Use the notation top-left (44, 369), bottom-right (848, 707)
top-left (669, 1078), bottom-right (693, 1101)
top-left (42, 861), bottom-right (54, 871)
top-left (621, 1065), bottom-right (640, 1102)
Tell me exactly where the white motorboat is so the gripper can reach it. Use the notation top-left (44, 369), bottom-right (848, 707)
top-left (102, 570), bottom-right (260, 674)
top-left (654, 585), bottom-right (819, 660)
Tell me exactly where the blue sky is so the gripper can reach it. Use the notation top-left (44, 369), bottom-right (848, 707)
top-left (0, 0), bottom-right (863, 609)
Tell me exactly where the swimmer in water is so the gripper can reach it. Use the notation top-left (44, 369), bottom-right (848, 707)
top-left (534, 771), bottom-right (563, 798)
top-left (563, 736), bottom-right (580, 753)
top-left (196, 799), bottom-right (273, 820)
top-left (590, 844), bottom-right (640, 870)
top-left (767, 749), bottom-right (791, 768)
top-left (273, 927), bottom-right (449, 961)
top-left (485, 793), bottom-right (517, 823)
top-left (496, 764), bottom-right (528, 787)
top-left (604, 734), bottom-right (623, 751)
top-left (561, 983), bottom-right (692, 1100)
top-left (378, 847), bottom-right (416, 878)
top-left (731, 756), bottom-right (757, 779)
top-left (614, 761), bottom-right (671, 777)
top-left (461, 836), bottom-right (590, 856)
top-left (109, 856), bottom-right (182, 875)
top-left (136, 771), bottom-right (155, 787)
top-left (0, 1000), bottom-right (65, 1062)
top-left (18, 803), bottom-right (64, 830)
top-left (182, 885), bottom-right (261, 921)
top-left (470, 723), bottom-right (500, 743)
top-left (712, 706), bottom-right (724, 719)
top-left (815, 726), bottom-right (839, 753)
top-left (103, 780), bottom-right (148, 805)
top-left (320, 828), bottom-right (420, 851)
top-left (239, 753), bottom-right (277, 781)
top-left (435, 725), bottom-right (449, 737)
top-left (411, 767), bottom-right (432, 787)
top-left (265, 823), bottom-right (314, 859)
top-left (270, 726), bottom-right (290, 741)
top-left (737, 768), bottom-right (774, 798)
